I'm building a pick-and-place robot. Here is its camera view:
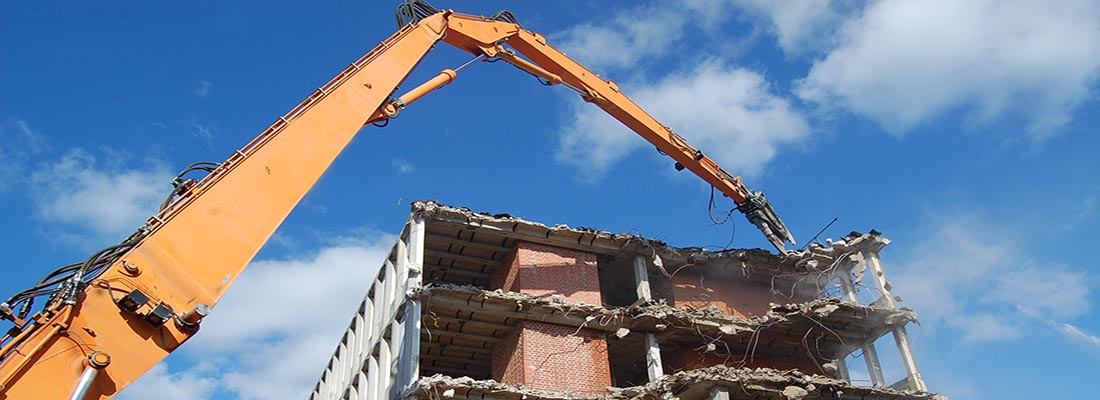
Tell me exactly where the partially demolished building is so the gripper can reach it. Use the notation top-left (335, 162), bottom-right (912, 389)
top-left (310, 201), bottom-right (943, 399)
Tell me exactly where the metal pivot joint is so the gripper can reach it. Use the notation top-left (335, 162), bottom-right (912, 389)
top-left (68, 352), bottom-right (110, 400)
top-left (175, 303), bottom-right (210, 329)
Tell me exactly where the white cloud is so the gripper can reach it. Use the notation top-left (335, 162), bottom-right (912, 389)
top-left (948, 313), bottom-right (1022, 343)
top-left (1060, 323), bottom-right (1100, 349)
top-left (193, 238), bottom-right (392, 351)
top-left (890, 218), bottom-right (1007, 336)
top-left (29, 149), bottom-right (171, 242)
top-left (554, 0), bottom-right (853, 66)
top-left (553, 3), bottom-right (690, 73)
top-left (0, 118), bottom-right (49, 192)
top-left (392, 158), bottom-right (415, 174)
top-left (219, 333), bottom-right (352, 400)
top-left (189, 118), bottom-right (217, 151)
top-left (986, 268), bottom-right (1090, 319)
top-left (193, 80), bottom-right (211, 98)
top-left (728, 0), bottom-right (852, 55)
top-left (1068, 194), bottom-right (1100, 229)
top-left (556, 62), bottom-right (809, 181)
top-left (797, 0), bottom-right (1100, 137)
top-left (116, 363), bottom-right (217, 400)
top-left (890, 214), bottom-right (1092, 343)
top-left (122, 232), bottom-right (395, 399)
top-left (550, 2), bottom-right (813, 180)
top-left (554, 0), bottom-right (775, 73)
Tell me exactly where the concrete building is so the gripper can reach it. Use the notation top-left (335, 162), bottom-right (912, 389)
top-left (310, 201), bottom-right (944, 399)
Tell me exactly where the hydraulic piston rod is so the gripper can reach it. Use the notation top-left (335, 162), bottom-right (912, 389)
top-left (373, 54), bottom-right (486, 121)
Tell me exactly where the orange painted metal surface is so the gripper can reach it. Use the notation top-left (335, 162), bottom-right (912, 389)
top-left (0, 8), bottom-right (785, 398)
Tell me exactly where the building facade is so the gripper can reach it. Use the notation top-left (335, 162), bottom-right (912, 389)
top-left (310, 201), bottom-right (944, 399)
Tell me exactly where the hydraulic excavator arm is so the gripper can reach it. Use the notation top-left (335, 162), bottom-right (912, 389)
top-left (379, 3), bottom-right (794, 252)
top-left (0, 2), bottom-right (793, 398)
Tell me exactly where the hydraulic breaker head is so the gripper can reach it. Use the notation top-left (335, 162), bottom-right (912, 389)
top-left (737, 190), bottom-right (797, 254)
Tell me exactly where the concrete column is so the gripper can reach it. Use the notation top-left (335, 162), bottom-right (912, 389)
top-left (836, 256), bottom-right (885, 387)
top-left (709, 385), bottom-right (730, 400)
top-left (864, 249), bottom-right (927, 392)
top-left (634, 254), bottom-right (664, 382)
top-left (644, 333), bottom-right (664, 382)
top-left (859, 340), bottom-right (887, 387)
top-left (396, 216), bottom-right (425, 397)
top-left (836, 356), bottom-right (851, 383)
top-left (633, 254), bottom-right (653, 301)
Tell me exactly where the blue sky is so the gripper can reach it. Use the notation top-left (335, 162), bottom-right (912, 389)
top-left (2, 1), bottom-right (1098, 399)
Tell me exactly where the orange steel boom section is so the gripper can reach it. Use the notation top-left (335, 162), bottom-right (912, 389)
top-left (0, 6), bottom-right (793, 399)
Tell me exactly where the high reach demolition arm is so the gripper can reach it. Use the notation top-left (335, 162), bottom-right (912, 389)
top-left (0, 2), bottom-right (794, 398)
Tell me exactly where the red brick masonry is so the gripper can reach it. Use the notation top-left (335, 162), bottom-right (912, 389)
top-left (490, 241), bottom-right (611, 394)
top-left (492, 241), bottom-right (603, 305)
top-left (491, 321), bottom-right (611, 394)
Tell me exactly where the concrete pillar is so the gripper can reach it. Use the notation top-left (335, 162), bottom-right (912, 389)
top-left (863, 248), bottom-right (927, 392)
top-left (633, 254), bottom-right (653, 301)
top-left (634, 254), bottom-right (665, 382)
top-left (836, 356), bottom-right (851, 383)
top-left (395, 215), bottom-right (424, 397)
top-left (837, 255), bottom-right (885, 387)
top-left (710, 385), bottom-right (730, 400)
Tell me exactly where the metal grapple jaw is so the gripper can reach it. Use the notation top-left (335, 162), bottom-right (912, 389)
top-left (737, 190), bottom-right (797, 254)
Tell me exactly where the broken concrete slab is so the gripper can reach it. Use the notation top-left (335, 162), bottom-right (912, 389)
top-left (408, 365), bottom-right (943, 400)
top-left (419, 284), bottom-right (917, 377)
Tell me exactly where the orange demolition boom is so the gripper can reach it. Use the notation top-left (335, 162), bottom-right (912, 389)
top-left (0, 2), bottom-right (794, 398)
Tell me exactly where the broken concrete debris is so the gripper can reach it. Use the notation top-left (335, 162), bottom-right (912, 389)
top-left (310, 201), bottom-right (942, 399)
top-left (409, 366), bottom-right (941, 400)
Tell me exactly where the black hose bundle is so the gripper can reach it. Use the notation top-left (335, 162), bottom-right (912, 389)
top-left (2, 230), bottom-right (146, 321)
top-left (491, 10), bottom-right (519, 24)
top-left (2, 159), bottom-right (217, 323)
top-left (395, 1), bottom-right (520, 28)
top-left (395, 0), bottom-right (440, 27)
top-left (160, 161), bottom-right (219, 211)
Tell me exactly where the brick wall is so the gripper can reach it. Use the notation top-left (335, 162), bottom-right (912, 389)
top-left (490, 247), bottom-right (519, 294)
top-left (671, 270), bottom-right (781, 319)
top-left (491, 321), bottom-right (611, 394)
top-left (491, 241), bottom-right (602, 306)
top-left (491, 322), bottom-right (525, 384)
top-left (669, 268), bottom-right (822, 374)
top-left (490, 241), bottom-right (611, 394)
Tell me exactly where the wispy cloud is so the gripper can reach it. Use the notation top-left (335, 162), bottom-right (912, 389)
top-left (122, 231), bottom-right (395, 399)
top-left (392, 158), bottom-right (415, 174)
top-left (117, 363), bottom-right (218, 400)
top-left (189, 118), bottom-right (217, 152)
top-left (986, 267), bottom-right (1091, 319)
top-left (1015, 305), bottom-right (1100, 351)
top-left (549, 1), bottom-right (811, 182)
top-left (1059, 323), bottom-right (1100, 349)
top-left (724, 0), bottom-right (854, 55)
top-left (891, 213), bottom-right (1093, 343)
top-left (193, 80), bottom-right (211, 98)
top-left (554, 0), bottom-right (788, 74)
top-left (1068, 194), bottom-right (1100, 229)
top-left (553, 3), bottom-right (690, 74)
top-left (29, 149), bottom-right (170, 246)
top-left (555, 61), bottom-right (809, 181)
top-left (950, 313), bottom-right (1022, 343)
top-left (0, 118), bottom-right (49, 193)
top-left (796, 0), bottom-right (1100, 138)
